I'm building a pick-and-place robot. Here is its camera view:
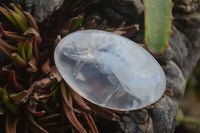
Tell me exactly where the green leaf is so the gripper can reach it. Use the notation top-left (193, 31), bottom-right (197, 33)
top-left (23, 38), bottom-right (33, 61)
top-left (17, 41), bottom-right (27, 61)
top-left (144, 0), bottom-right (173, 54)
top-left (0, 6), bottom-right (19, 30)
top-left (11, 53), bottom-right (27, 68)
top-left (0, 87), bottom-right (19, 115)
top-left (9, 9), bottom-right (29, 32)
top-left (0, 101), bottom-right (5, 114)
top-left (70, 14), bottom-right (84, 32)
top-left (176, 110), bottom-right (200, 125)
top-left (10, 3), bottom-right (27, 23)
top-left (10, 90), bottom-right (29, 104)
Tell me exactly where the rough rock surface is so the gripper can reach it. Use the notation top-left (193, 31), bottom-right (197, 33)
top-left (16, 0), bottom-right (64, 22)
top-left (99, 0), bottom-right (144, 26)
top-left (105, 0), bottom-right (200, 132)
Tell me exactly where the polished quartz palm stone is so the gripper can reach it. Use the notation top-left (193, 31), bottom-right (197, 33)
top-left (54, 30), bottom-right (166, 111)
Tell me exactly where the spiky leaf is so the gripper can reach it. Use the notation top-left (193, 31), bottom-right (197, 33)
top-left (144, 0), bottom-right (173, 54)
top-left (0, 6), bottom-right (19, 30)
top-left (17, 41), bottom-right (27, 61)
top-left (0, 87), bottom-right (19, 115)
top-left (10, 3), bottom-right (27, 23)
top-left (23, 38), bottom-right (33, 61)
top-left (9, 9), bottom-right (29, 32)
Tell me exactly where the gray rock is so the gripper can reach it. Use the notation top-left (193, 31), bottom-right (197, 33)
top-left (99, 0), bottom-right (144, 26)
top-left (163, 61), bottom-right (186, 100)
top-left (119, 109), bottom-right (153, 133)
top-left (24, 0), bottom-right (64, 22)
top-left (149, 96), bottom-right (178, 133)
top-left (101, 0), bottom-right (200, 133)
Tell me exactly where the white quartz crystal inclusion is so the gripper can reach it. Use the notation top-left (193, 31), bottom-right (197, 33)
top-left (54, 30), bottom-right (166, 111)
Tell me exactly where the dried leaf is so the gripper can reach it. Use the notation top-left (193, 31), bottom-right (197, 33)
top-left (36, 114), bottom-right (59, 123)
top-left (0, 23), bottom-right (25, 41)
top-left (33, 38), bottom-right (39, 61)
top-left (41, 58), bottom-right (51, 74)
top-left (63, 103), bottom-right (87, 133)
top-left (27, 57), bottom-right (38, 72)
top-left (26, 112), bottom-right (48, 133)
top-left (87, 102), bottom-right (120, 121)
top-left (84, 113), bottom-right (99, 133)
top-left (49, 66), bottom-right (62, 82)
top-left (69, 87), bottom-right (91, 113)
top-left (6, 115), bottom-right (19, 133)
top-left (10, 90), bottom-right (29, 104)
top-left (10, 53), bottom-right (27, 68)
top-left (24, 12), bottom-right (39, 32)
top-left (0, 38), bottom-right (17, 53)
top-left (9, 70), bottom-right (24, 91)
top-left (60, 81), bottom-right (71, 110)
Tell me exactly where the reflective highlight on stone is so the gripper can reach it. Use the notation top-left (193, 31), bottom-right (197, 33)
top-left (54, 30), bottom-right (166, 111)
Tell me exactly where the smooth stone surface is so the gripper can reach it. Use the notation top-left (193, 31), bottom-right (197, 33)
top-left (54, 30), bottom-right (166, 111)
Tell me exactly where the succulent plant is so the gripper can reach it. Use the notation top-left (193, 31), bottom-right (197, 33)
top-left (0, 3), bottom-right (138, 133)
top-left (0, 0), bottom-right (173, 132)
top-left (144, 0), bottom-right (173, 55)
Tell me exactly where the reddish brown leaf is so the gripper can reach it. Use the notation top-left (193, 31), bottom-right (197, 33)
top-left (10, 53), bottom-right (27, 68)
top-left (60, 81), bottom-right (72, 110)
top-left (27, 93), bottom-right (45, 116)
top-left (63, 103), bottom-right (87, 133)
top-left (35, 77), bottom-right (55, 89)
top-left (145, 105), bottom-right (154, 109)
top-left (41, 58), bottom-right (51, 74)
top-left (108, 109), bottom-right (130, 115)
top-left (2, 63), bottom-right (14, 71)
top-left (24, 12), bottom-right (39, 32)
top-left (5, 116), bottom-right (19, 133)
top-left (84, 113), bottom-right (99, 133)
top-left (10, 90), bottom-right (29, 104)
top-left (0, 38), bottom-right (17, 53)
top-left (0, 44), bottom-right (11, 57)
top-left (61, 81), bottom-right (87, 133)
top-left (87, 102), bottom-right (120, 121)
top-left (33, 38), bottom-right (39, 61)
top-left (69, 87), bottom-right (91, 113)
top-left (38, 86), bottom-right (58, 99)
top-left (0, 23), bottom-right (25, 41)
top-left (9, 70), bottom-right (24, 91)
top-left (26, 112), bottom-right (48, 133)
top-left (164, 88), bottom-right (174, 96)
top-left (23, 28), bottom-right (42, 45)
top-left (27, 57), bottom-right (38, 72)
top-left (49, 66), bottom-right (62, 82)
top-left (36, 114), bottom-right (59, 124)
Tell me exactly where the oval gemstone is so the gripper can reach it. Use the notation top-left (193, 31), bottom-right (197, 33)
top-left (54, 30), bottom-right (166, 111)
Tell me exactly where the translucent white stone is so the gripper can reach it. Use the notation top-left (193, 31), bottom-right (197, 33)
top-left (54, 30), bottom-right (166, 111)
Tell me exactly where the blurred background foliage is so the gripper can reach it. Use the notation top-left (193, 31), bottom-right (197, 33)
top-left (175, 60), bottom-right (200, 133)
